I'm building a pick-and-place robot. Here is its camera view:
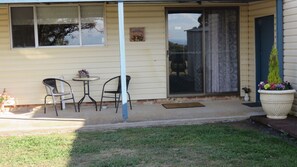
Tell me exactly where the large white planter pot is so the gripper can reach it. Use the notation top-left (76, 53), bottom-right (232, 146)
top-left (258, 89), bottom-right (296, 119)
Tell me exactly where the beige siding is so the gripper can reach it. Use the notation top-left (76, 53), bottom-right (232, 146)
top-left (106, 4), bottom-right (167, 101)
top-left (0, 5), bottom-right (9, 50)
top-left (0, 4), bottom-right (167, 104)
top-left (246, 0), bottom-right (276, 102)
top-left (284, 0), bottom-right (297, 112)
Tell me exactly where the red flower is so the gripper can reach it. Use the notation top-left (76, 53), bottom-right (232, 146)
top-left (270, 84), bottom-right (276, 90)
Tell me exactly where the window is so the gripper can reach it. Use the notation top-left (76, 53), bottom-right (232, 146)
top-left (37, 6), bottom-right (80, 46)
top-left (11, 7), bottom-right (35, 48)
top-left (10, 5), bottom-right (104, 48)
top-left (81, 6), bottom-right (105, 45)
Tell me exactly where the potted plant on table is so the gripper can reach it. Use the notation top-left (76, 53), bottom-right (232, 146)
top-left (258, 46), bottom-right (296, 119)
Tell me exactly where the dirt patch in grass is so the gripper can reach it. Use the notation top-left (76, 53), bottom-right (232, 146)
top-left (227, 119), bottom-right (297, 147)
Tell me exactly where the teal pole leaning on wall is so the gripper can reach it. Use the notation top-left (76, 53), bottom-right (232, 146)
top-left (276, 0), bottom-right (284, 79)
top-left (118, 0), bottom-right (128, 121)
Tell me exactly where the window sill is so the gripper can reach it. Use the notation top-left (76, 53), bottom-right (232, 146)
top-left (12, 44), bottom-right (106, 50)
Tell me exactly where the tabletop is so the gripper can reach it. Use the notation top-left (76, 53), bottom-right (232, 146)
top-left (72, 76), bottom-right (100, 81)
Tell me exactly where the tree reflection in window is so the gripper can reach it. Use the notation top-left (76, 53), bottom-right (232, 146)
top-left (11, 5), bottom-right (105, 47)
top-left (38, 23), bottom-right (96, 46)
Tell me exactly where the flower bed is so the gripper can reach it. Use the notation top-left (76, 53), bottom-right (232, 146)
top-left (258, 81), bottom-right (292, 90)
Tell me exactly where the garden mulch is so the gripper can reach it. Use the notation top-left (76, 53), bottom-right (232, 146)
top-left (250, 115), bottom-right (297, 139)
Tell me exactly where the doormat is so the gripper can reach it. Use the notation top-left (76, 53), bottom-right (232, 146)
top-left (162, 102), bottom-right (205, 109)
top-left (242, 102), bottom-right (262, 107)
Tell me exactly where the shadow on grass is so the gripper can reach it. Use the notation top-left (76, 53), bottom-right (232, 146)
top-left (1, 117), bottom-right (297, 166)
top-left (66, 121), bottom-right (297, 167)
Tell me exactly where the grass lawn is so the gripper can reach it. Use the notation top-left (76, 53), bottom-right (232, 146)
top-left (0, 121), bottom-right (297, 167)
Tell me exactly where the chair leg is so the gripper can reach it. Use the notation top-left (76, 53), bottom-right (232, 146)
top-left (114, 94), bottom-right (117, 108)
top-left (116, 93), bottom-right (121, 113)
top-left (127, 92), bottom-right (132, 110)
top-left (99, 91), bottom-right (104, 111)
top-left (52, 96), bottom-right (58, 116)
top-left (72, 93), bottom-right (77, 112)
top-left (60, 96), bottom-right (63, 110)
top-left (116, 93), bottom-right (132, 113)
top-left (44, 95), bottom-right (48, 114)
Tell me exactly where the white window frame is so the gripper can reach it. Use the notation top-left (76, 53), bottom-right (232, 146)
top-left (9, 3), bottom-right (106, 49)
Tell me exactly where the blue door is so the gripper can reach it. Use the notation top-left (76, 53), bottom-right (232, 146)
top-left (255, 15), bottom-right (274, 101)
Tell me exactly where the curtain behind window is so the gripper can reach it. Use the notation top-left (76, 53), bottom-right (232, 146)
top-left (205, 9), bottom-right (238, 93)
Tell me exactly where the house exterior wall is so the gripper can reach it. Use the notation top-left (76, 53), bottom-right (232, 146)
top-left (0, 3), bottom-right (167, 105)
top-left (246, 0), bottom-right (276, 102)
top-left (283, 0), bottom-right (297, 113)
top-left (0, 2), bottom-right (274, 105)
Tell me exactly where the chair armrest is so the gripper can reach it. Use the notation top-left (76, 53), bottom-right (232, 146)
top-left (102, 76), bottom-right (119, 91)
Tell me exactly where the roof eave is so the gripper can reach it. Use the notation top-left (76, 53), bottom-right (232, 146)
top-left (0, 0), bottom-right (261, 4)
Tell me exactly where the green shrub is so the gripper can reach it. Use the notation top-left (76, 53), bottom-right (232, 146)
top-left (267, 45), bottom-right (282, 84)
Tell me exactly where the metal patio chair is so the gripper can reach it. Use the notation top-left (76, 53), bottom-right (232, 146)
top-left (43, 78), bottom-right (77, 116)
top-left (99, 75), bottom-right (132, 113)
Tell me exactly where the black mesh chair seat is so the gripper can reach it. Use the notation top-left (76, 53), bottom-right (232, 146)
top-left (104, 91), bottom-right (118, 94)
top-left (99, 75), bottom-right (132, 113)
top-left (43, 78), bottom-right (77, 116)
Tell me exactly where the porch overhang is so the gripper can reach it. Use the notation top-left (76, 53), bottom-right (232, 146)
top-left (0, 0), bottom-right (261, 4)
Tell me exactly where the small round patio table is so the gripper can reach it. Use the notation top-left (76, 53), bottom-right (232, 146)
top-left (72, 76), bottom-right (99, 112)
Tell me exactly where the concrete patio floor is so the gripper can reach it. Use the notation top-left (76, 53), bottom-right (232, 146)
top-left (0, 99), bottom-right (265, 136)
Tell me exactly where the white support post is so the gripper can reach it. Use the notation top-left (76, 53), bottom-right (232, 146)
top-left (118, 0), bottom-right (128, 121)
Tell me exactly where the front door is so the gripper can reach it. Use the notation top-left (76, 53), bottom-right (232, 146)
top-left (255, 15), bottom-right (274, 101)
top-left (167, 11), bottom-right (204, 95)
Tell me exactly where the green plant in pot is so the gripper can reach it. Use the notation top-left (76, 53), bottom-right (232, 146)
top-left (258, 45), bottom-right (296, 119)
top-left (0, 89), bottom-right (8, 112)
